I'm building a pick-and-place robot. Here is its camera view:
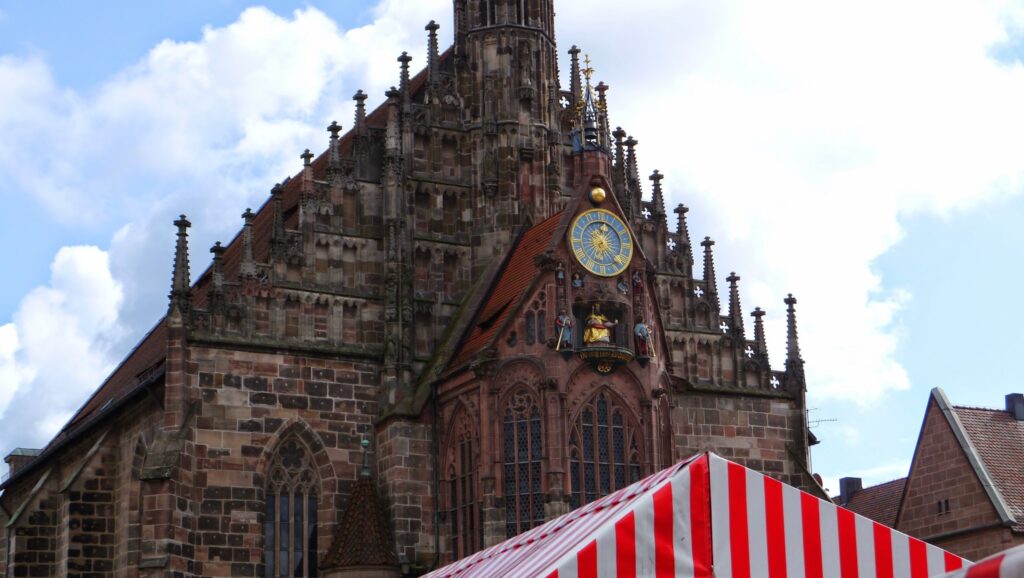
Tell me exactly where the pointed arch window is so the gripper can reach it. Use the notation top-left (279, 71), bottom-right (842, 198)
top-left (264, 438), bottom-right (318, 578)
top-left (446, 420), bottom-right (480, 559)
top-left (503, 389), bottom-right (544, 537)
top-left (568, 392), bottom-right (643, 509)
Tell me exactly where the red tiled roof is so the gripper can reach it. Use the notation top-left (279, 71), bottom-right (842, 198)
top-left (844, 478), bottom-right (907, 527)
top-left (954, 405), bottom-right (1024, 530)
top-left (449, 211), bottom-right (564, 368)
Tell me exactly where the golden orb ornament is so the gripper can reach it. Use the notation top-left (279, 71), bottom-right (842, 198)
top-left (589, 186), bottom-right (607, 204)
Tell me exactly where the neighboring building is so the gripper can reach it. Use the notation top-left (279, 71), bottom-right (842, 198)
top-left (0, 1), bottom-right (822, 577)
top-left (840, 388), bottom-right (1024, 561)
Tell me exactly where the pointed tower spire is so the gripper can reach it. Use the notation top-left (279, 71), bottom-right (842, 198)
top-left (751, 307), bottom-right (768, 363)
top-left (674, 203), bottom-right (693, 265)
top-left (649, 170), bottom-right (665, 218)
top-left (727, 272), bottom-right (744, 337)
top-left (398, 51), bottom-right (412, 107)
top-left (784, 294), bottom-right (806, 391)
top-left (701, 237), bottom-right (719, 309)
top-left (581, 55), bottom-right (599, 147)
top-left (612, 127), bottom-right (627, 198)
top-left (353, 90), bottom-right (368, 136)
top-left (327, 120), bottom-right (342, 172)
top-left (568, 46), bottom-right (582, 110)
top-left (426, 20), bottom-right (440, 96)
top-left (209, 241), bottom-right (226, 317)
top-left (625, 135), bottom-right (641, 201)
top-left (384, 86), bottom-right (402, 156)
top-left (595, 81), bottom-right (610, 148)
top-left (240, 208), bottom-right (256, 277)
top-left (169, 215), bottom-right (192, 316)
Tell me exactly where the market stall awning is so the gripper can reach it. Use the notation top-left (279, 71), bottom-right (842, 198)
top-left (937, 544), bottom-right (1023, 578)
top-left (424, 453), bottom-right (969, 578)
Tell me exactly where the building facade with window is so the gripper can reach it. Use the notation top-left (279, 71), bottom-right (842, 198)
top-left (0, 1), bottom-right (821, 576)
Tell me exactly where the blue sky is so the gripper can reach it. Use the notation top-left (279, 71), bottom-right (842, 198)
top-left (1, 0), bottom-right (1024, 494)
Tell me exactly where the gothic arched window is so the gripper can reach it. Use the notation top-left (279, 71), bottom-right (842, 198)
top-left (264, 438), bottom-right (318, 578)
top-left (446, 418), bottom-right (480, 559)
top-left (568, 392), bottom-right (643, 509)
top-left (503, 390), bottom-right (544, 537)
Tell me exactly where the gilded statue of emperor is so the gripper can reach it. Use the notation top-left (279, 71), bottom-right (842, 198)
top-left (583, 305), bottom-right (618, 345)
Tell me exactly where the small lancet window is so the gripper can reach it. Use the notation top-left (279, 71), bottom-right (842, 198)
top-left (264, 438), bottom-right (318, 578)
top-left (503, 390), bottom-right (544, 537)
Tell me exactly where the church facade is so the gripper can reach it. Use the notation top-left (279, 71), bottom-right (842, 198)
top-left (0, 1), bottom-right (821, 577)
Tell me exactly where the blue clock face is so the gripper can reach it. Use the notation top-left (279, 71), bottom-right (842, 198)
top-left (569, 209), bottom-right (633, 277)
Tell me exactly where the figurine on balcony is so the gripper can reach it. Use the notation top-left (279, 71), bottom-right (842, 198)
top-left (555, 309), bottom-right (575, 351)
top-left (634, 317), bottom-right (654, 358)
top-left (583, 305), bottom-right (618, 345)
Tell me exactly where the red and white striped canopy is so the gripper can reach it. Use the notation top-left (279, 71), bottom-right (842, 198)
top-left (937, 544), bottom-right (1024, 578)
top-left (424, 452), bottom-right (970, 578)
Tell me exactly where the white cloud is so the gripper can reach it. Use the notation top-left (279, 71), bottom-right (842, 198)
top-left (2, 0), bottom-right (1024, 452)
top-left (0, 246), bottom-right (123, 448)
top-left (556, 0), bottom-right (1024, 405)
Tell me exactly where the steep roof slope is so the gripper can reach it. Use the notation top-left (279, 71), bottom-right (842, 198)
top-left (448, 211), bottom-right (563, 369)
top-left (954, 404), bottom-right (1024, 530)
top-left (844, 477), bottom-right (907, 527)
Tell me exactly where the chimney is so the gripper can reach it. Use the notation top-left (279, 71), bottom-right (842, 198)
top-left (1006, 393), bottom-right (1024, 420)
top-left (5, 448), bottom-right (41, 478)
top-left (838, 476), bottom-right (862, 505)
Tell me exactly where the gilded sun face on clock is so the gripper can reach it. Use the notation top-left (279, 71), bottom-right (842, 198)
top-left (569, 209), bottom-right (633, 277)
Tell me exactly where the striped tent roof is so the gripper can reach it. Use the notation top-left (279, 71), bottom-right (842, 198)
top-left (937, 544), bottom-right (1023, 578)
top-left (424, 453), bottom-right (970, 578)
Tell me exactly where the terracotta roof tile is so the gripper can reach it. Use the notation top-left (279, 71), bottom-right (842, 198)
top-left (450, 211), bottom-right (563, 368)
top-left (321, 476), bottom-right (399, 569)
top-left (953, 405), bottom-right (1024, 530)
top-left (844, 477), bottom-right (907, 527)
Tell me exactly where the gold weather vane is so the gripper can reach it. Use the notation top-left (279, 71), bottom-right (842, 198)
top-left (582, 54), bottom-right (594, 81)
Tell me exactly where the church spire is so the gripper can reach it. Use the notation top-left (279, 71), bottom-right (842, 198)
top-left (674, 203), bottom-right (693, 266)
top-left (425, 20), bottom-right (440, 96)
top-left (752, 307), bottom-right (768, 364)
top-left (169, 214), bottom-right (192, 317)
top-left (649, 170), bottom-right (665, 219)
top-left (327, 120), bottom-right (342, 174)
top-left (701, 236), bottom-right (719, 309)
top-left (727, 272), bottom-right (744, 338)
top-left (569, 46), bottom-right (582, 110)
top-left (784, 293), bottom-right (806, 391)
top-left (398, 51), bottom-right (412, 108)
top-left (240, 208), bottom-right (256, 277)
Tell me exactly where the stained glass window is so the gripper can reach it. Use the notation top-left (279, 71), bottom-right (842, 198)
top-left (503, 390), bottom-right (544, 538)
top-left (525, 312), bottom-right (536, 345)
top-left (264, 438), bottom-right (318, 578)
top-left (447, 418), bottom-right (479, 559)
top-left (568, 392), bottom-right (643, 509)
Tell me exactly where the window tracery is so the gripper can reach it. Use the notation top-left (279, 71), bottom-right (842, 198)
top-left (568, 391), bottom-right (642, 509)
top-left (503, 389), bottom-right (544, 537)
top-left (446, 415), bottom-right (480, 559)
top-left (264, 438), bottom-right (318, 578)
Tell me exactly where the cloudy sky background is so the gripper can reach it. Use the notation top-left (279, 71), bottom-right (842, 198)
top-left (2, 0), bottom-right (1024, 493)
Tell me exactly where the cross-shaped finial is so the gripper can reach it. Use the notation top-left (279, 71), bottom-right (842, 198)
top-left (242, 208), bottom-right (254, 223)
top-left (327, 121), bottom-right (341, 139)
top-left (745, 346), bottom-right (754, 358)
top-left (719, 321), bottom-right (729, 333)
top-left (770, 375), bottom-right (780, 388)
top-left (398, 51), bottom-right (412, 65)
top-left (300, 149), bottom-right (313, 166)
top-left (641, 207), bottom-right (652, 219)
top-left (353, 89), bottom-right (367, 103)
top-left (693, 286), bottom-right (704, 299)
top-left (582, 54), bottom-right (594, 80)
top-left (425, 20), bottom-right (440, 33)
top-left (667, 238), bottom-right (677, 250)
top-left (650, 170), bottom-right (664, 185)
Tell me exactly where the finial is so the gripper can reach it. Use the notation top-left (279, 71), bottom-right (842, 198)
top-left (625, 136), bottom-right (641, 197)
top-left (674, 203), bottom-right (692, 260)
top-left (582, 53), bottom-right (594, 81)
top-left (569, 46), bottom-right (582, 109)
top-left (327, 121), bottom-right (341, 140)
top-left (271, 184), bottom-right (285, 260)
top-left (426, 21), bottom-right (441, 94)
top-left (727, 272), bottom-right (744, 337)
top-left (784, 294), bottom-right (805, 391)
top-left (210, 241), bottom-right (225, 289)
top-left (649, 170), bottom-right (665, 216)
top-left (701, 236), bottom-right (719, 309)
top-left (301, 149), bottom-right (313, 166)
top-left (360, 437), bottom-right (371, 478)
top-left (751, 307), bottom-right (768, 362)
top-left (240, 209), bottom-right (256, 276)
top-left (398, 52), bottom-right (412, 102)
top-left (169, 214), bottom-right (192, 316)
